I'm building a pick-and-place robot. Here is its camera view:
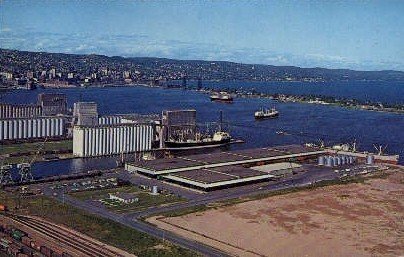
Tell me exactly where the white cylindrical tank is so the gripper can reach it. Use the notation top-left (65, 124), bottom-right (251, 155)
top-left (152, 186), bottom-right (158, 195)
top-left (366, 155), bottom-right (375, 165)
top-left (318, 156), bottom-right (325, 166)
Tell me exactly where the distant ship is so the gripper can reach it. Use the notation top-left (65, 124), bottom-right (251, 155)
top-left (254, 107), bottom-right (279, 119)
top-left (210, 92), bottom-right (233, 103)
top-left (165, 131), bottom-right (231, 148)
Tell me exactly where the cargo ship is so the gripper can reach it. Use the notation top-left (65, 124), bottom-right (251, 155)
top-left (254, 107), bottom-right (279, 119)
top-left (165, 131), bottom-right (231, 148)
top-left (210, 92), bottom-right (233, 103)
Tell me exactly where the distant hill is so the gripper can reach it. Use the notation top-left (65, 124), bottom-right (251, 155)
top-left (1, 48), bottom-right (404, 82)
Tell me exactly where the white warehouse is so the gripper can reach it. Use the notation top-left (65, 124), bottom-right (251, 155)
top-left (0, 117), bottom-right (66, 141)
top-left (73, 123), bottom-right (155, 157)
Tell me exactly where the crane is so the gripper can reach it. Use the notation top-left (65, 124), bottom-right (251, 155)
top-left (18, 138), bottom-right (48, 183)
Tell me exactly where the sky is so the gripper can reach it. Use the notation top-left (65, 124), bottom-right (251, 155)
top-left (0, 0), bottom-right (403, 71)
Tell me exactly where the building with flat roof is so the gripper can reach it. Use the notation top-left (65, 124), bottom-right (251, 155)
top-left (0, 116), bottom-right (66, 142)
top-left (126, 145), bottom-right (325, 190)
top-left (73, 122), bottom-right (155, 157)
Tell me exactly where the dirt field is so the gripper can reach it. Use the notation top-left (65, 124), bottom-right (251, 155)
top-left (148, 171), bottom-right (404, 257)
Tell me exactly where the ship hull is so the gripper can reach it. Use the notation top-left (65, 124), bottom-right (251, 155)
top-left (210, 98), bottom-right (233, 103)
top-left (255, 113), bottom-right (279, 119)
top-left (165, 138), bottom-right (231, 148)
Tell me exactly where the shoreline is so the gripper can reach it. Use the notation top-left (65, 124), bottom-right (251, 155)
top-left (36, 82), bottom-right (404, 114)
top-left (5, 82), bottom-right (403, 114)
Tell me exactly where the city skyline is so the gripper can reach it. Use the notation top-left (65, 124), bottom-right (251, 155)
top-left (1, 0), bottom-right (404, 71)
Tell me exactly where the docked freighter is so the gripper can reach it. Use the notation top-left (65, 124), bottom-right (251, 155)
top-left (164, 131), bottom-right (231, 148)
top-left (210, 92), bottom-right (233, 103)
top-left (254, 107), bottom-right (279, 119)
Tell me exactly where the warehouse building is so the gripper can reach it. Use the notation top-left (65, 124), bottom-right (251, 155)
top-left (0, 117), bottom-right (66, 141)
top-left (0, 103), bottom-right (43, 119)
top-left (38, 93), bottom-right (67, 115)
top-left (73, 123), bottom-right (155, 157)
top-left (127, 145), bottom-right (325, 190)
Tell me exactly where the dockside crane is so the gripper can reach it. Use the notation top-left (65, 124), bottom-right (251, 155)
top-left (18, 138), bottom-right (48, 183)
top-left (0, 163), bottom-right (13, 185)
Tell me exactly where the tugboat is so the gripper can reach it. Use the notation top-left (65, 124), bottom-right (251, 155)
top-left (210, 92), bottom-right (233, 103)
top-left (254, 107), bottom-right (279, 119)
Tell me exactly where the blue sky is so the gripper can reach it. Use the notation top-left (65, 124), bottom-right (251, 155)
top-left (1, 0), bottom-right (403, 71)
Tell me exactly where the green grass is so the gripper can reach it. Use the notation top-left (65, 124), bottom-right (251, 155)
top-left (0, 140), bottom-right (73, 164)
top-left (0, 191), bottom-right (198, 257)
top-left (70, 185), bottom-right (140, 201)
top-left (70, 186), bottom-right (185, 213)
top-left (0, 140), bottom-right (72, 155)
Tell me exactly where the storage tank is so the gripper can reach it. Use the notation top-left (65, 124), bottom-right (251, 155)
top-left (325, 156), bottom-right (333, 167)
top-left (366, 155), bottom-right (375, 165)
top-left (341, 155), bottom-right (346, 165)
top-left (151, 186), bottom-right (158, 195)
top-left (333, 156), bottom-right (340, 166)
top-left (318, 156), bottom-right (325, 166)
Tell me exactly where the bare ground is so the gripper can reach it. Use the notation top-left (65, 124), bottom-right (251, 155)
top-left (148, 171), bottom-right (404, 257)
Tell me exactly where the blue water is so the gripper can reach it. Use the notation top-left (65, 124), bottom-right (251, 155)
top-left (1, 82), bottom-right (403, 177)
top-left (192, 81), bottom-right (404, 104)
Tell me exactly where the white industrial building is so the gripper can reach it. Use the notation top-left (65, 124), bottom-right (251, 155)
top-left (0, 117), bottom-right (66, 141)
top-left (0, 103), bottom-right (42, 119)
top-left (73, 102), bottom-right (99, 126)
top-left (73, 123), bottom-right (155, 157)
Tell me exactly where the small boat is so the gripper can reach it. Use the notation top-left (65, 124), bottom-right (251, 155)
top-left (210, 92), bottom-right (233, 103)
top-left (254, 107), bottom-right (279, 119)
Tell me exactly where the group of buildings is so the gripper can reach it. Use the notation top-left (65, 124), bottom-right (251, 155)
top-left (1, 93), bottom-right (199, 159)
top-left (0, 94), bottom-right (68, 142)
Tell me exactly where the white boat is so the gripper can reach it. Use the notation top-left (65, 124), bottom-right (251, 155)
top-left (210, 92), bottom-right (233, 102)
top-left (254, 107), bottom-right (279, 119)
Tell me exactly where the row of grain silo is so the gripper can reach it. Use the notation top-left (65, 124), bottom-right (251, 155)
top-left (98, 115), bottom-right (122, 125)
top-left (72, 123), bottom-right (155, 157)
top-left (0, 103), bottom-right (42, 119)
top-left (0, 117), bottom-right (65, 141)
top-left (318, 155), bottom-right (357, 167)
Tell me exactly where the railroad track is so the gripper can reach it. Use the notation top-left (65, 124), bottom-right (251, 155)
top-left (11, 215), bottom-right (125, 257)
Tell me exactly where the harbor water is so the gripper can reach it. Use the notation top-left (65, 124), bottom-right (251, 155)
top-left (1, 81), bottom-right (403, 178)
